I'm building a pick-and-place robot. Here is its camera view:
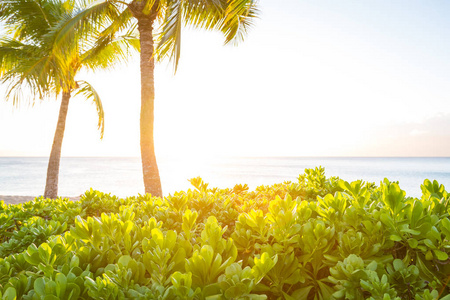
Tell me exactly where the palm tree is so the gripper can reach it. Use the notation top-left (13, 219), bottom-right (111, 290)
top-left (0, 0), bottom-right (138, 198)
top-left (68, 0), bottom-right (259, 197)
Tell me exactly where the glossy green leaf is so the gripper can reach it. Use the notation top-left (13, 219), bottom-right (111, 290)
top-left (433, 250), bottom-right (448, 261)
top-left (34, 278), bottom-right (46, 296)
top-left (2, 287), bottom-right (16, 300)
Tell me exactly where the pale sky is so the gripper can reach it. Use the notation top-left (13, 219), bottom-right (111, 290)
top-left (1, 0), bottom-right (450, 158)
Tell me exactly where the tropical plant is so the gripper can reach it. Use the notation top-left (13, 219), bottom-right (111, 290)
top-left (65, 0), bottom-right (259, 197)
top-left (1, 168), bottom-right (450, 299)
top-left (0, 0), bottom-right (138, 198)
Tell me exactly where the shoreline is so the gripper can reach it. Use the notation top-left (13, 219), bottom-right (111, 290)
top-left (0, 195), bottom-right (81, 205)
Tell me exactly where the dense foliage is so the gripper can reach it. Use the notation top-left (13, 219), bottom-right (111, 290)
top-left (1, 167), bottom-right (450, 299)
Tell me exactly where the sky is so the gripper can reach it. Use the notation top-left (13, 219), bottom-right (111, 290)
top-left (1, 0), bottom-right (450, 158)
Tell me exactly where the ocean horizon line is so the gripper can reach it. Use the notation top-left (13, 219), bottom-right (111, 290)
top-left (1, 156), bottom-right (449, 198)
top-left (1, 155), bottom-right (449, 159)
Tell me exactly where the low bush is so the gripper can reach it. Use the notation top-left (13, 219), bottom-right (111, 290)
top-left (0, 167), bottom-right (449, 299)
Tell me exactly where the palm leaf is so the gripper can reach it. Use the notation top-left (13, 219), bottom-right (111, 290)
top-left (81, 7), bottom-right (137, 69)
top-left (0, 38), bottom-right (56, 104)
top-left (0, 0), bottom-right (53, 40)
top-left (222, 0), bottom-right (259, 45)
top-left (50, 0), bottom-right (120, 53)
top-left (156, 0), bottom-right (258, 69)
top-left (156, 0), bottom-right (184, 71)
top-left (82, 34), bottom-right (140, 70)
top-left (73, 80), bottom-right (105, 139)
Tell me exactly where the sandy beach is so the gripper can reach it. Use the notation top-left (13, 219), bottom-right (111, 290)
top-left (0, 195), bottom-right (81, 205)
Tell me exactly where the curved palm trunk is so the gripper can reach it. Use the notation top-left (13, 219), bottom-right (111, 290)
top-left (44, 91), bottom-right (71, 198)
top-left (137, 17), bottom-right (162, 197)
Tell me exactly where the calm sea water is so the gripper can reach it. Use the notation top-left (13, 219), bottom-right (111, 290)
top-left (0, 157), bottom-right (449, 198)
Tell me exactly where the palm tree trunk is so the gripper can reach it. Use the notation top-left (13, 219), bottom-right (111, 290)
top-left (44, 91), bottom-right (71, 199)
top-left (137, 17), bottom-right (162, 197)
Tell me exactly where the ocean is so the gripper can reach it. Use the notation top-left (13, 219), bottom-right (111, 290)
top-left (0, 157), bottom-right (449, 198)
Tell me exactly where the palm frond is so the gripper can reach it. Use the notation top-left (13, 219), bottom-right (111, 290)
top-left (143, 0), bottom-right (159, 16)
top-left (1, 0), bottom-right (133, 109)
top-left (156, 0), bottom-right (258, 69)
top-left (95, 6), bottom-right (135, 44)
top-left (181, 0), bottom-right (227, 30)
top-left (73, 80), bottom-right (105, 139)
top-left (80, 6), bottom-right (137, 68)
top-left (222, 0), bottom-right (259, 45)
top-left (50, 0), bottom-right (120, 53)
top-left (0, 38), bottom-right (57, 104)
top-left (0, 0), bottom-right (68, 42)
top-left (156, 0), bottom-right (184, 71)
top-left (183, 0), bottom-right (258, 44)
top-left (82, 34), bottom-right (140, 70)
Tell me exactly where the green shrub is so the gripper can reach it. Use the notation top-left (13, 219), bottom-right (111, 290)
top-left (1, 167), bottom-right (449, 299)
